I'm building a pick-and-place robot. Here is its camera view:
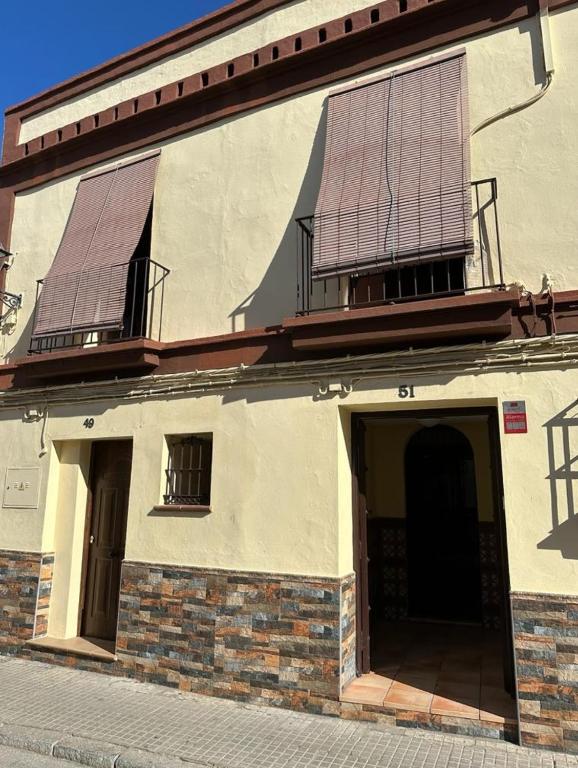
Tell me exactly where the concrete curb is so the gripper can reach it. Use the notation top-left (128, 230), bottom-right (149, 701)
top-left (0, 723), bottom-right (61, 756)
top-left (0, 724), bottom-right (206, 768)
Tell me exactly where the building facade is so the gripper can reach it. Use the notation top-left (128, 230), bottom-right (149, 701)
top-left (1, 0), bottom-right (578, 753)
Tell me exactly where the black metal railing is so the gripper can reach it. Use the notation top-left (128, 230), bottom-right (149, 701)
top-left (296, 178), bottom-right (505, 316)
top-left (28, 257), bottom-right (170, 354)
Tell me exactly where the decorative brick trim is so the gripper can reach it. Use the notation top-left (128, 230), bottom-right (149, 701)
top-left (0, 550), bottom-right (42, 653)
top-left (33, 554), bottom-right (54, 639)
top-left (6, 0), bottom-right (295, 120)
top-left (6, 0), bottom-right (576, 130)
top-left (3, 0), bottom-right (572, 181)
top-left (512, 591), bottom-right (578, 753)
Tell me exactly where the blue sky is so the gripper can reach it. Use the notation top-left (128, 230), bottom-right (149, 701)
top-left (1, 1), bottom-right (227, 146)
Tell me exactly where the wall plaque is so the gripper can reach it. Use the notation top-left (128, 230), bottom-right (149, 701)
top-left (503, 401), bottom-right (528, 434)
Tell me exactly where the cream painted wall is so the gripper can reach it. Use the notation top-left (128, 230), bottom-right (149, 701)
top-left (6, 6), bottom-right (578, 357)
top-left (365, 419), bottom-right (495, 523)
top-left (0, 365), bottom-right (577, 598)
top-left (44, 441), bottom-right (91, 638)
top-left (0, 410), bottom-right (52, 552)
top-left (18, 0), bottom-right (380, 143)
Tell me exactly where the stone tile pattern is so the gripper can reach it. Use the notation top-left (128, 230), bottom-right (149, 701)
top-left (0, 550), bottom-right (42, 653)
top-left (513, 591), bottom-right (578, 753)
top-left (340, 574), bottom-right (356, 691)
top-left (33, 554), bottom-right (54, 639)
top-left (116, 563), bottom-right (351, 712)
top-left (341, 700), bottom-right (518, 743)
top-left (18, 561), bottom-right (352, 717)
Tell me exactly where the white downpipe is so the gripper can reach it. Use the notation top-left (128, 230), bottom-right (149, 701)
top-left (540, 1), bottom-right (556, 76)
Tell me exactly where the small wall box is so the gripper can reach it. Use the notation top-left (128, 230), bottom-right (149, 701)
top-left (3, 467), bottom-right (41, 509)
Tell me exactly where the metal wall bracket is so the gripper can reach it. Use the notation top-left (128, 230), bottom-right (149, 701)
top-left (0, 290), bottom-right (22, 321)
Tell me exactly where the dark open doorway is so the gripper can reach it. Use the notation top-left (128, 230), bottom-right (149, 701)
top-left (350, 408), bottom-right (516, 733)
top-left (80, 440), bottom-right (133, 645)
top-left (406, 425), bottom-right (482, 623)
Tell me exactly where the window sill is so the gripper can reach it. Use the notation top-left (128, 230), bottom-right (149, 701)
top-left (151, 504), bottom-right (212, 515)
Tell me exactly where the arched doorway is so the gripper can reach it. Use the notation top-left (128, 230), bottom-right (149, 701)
top-left (405, 424), bottom-right (482, 623)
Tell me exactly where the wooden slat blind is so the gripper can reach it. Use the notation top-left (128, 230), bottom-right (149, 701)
top-left (32, 151), bottom-right (160, 339)
top-left (312, 52), bottom-right (472, 280)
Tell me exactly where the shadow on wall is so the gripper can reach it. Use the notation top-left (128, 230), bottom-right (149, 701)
top-left (519, 14), bottom-right (550, 88)
top-left (539, 400), bottom-right (578, 559)
top-left (228, 101), bottom-right (328, 332)
top-left (3, 301), bottom-right (36, 362)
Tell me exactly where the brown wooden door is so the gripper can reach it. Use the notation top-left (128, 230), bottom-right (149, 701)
top-left (82, 441), bottom-right (132, 641)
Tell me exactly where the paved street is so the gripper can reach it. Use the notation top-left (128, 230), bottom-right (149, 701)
top-left (0, 656), bottom-right (575, 768)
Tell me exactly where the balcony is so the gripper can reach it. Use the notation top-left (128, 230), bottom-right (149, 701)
top-left (12, 257), bottom-right (169, 382)
top-left (286, 179), bottom-right (516, 351)
top-left (296, 179), bottom-right (505, 316)
top-left (29, 257), bottom-right (170, 354)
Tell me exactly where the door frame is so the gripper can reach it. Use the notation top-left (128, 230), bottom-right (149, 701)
top-left (77, 439), bottom-right (133, 640)
top-left (77, 444), bottom-right (98, 637)
top-left (351, 406), bottom-right (515, 688)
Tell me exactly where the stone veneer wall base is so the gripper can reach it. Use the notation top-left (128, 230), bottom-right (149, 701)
top-left (7, 560), bottom-right (351, 716)
top-left (0, 550), bottom-right (44, 653)
top-left (12, 554), bottom-right (578, 751)
top-left (513, 591), bottom-right (578, 753)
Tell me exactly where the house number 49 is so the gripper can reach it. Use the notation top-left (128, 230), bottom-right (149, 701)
top-left (83, 418), bottom-right (95, 429)
top-left (398, 385), bottom-right (416, 399)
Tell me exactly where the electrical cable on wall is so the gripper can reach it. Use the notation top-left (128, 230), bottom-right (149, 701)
top-left (39, 407), bottom-right (49, 457)
top-left (471, 2), bottom-right (555, 136)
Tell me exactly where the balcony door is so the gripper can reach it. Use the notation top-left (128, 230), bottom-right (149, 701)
top-left (81, 440), bottom-right (132, 641)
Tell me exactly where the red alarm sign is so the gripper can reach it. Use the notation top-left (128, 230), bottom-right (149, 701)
top-left (503, 401), bottom-right (528, 434)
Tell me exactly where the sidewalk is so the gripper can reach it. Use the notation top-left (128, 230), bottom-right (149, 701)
top-left (0, 656), bottom-right (574, 768)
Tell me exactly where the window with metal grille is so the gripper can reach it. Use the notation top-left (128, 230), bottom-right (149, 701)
top-left (164, 435), bottom-right (213, 506)
top-left (350, 257), bottom-right (466, 307)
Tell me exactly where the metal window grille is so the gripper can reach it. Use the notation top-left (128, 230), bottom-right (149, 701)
top-left (164, 435), bottom-right (212, 506)
top-left (350, 257), bottom-right (466, 307)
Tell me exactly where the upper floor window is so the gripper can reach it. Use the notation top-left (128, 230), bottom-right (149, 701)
top-left (312, 51), bottom-right (472, 281)
top-left (29, 150), bottom-right (169, 353)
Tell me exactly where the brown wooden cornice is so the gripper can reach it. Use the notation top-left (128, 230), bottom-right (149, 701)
top-left (2, 290), bottom-right (578, 391)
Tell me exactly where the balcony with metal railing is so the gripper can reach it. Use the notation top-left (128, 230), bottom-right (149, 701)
top-left (296, 178), bottom-right (505, 317)
top-left (28, 257), bottom-right (170, 354)
top-left (284, 178), bottom-right (517, 352)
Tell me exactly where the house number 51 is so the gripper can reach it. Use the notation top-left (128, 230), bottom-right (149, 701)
top-left (398, 385), bottom-right (416, 399)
